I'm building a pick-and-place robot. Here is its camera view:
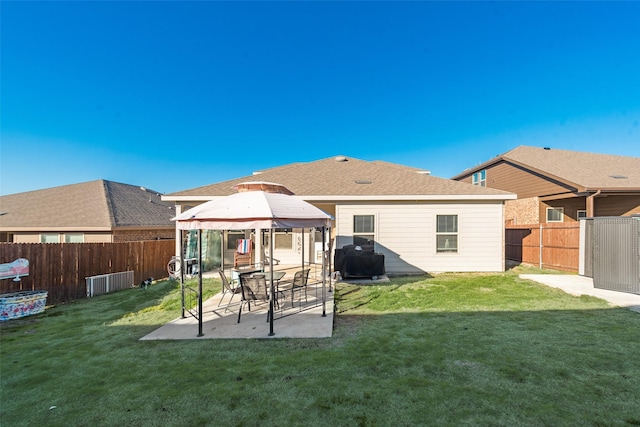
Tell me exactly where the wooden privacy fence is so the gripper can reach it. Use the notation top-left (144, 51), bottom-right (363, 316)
top-left (506, 223), bottom-right (580, 272)
top-left (0, 240), bottom-right (175, 304)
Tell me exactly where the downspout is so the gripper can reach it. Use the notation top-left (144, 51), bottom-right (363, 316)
top-left (586, 190), bottom-right (602, 217)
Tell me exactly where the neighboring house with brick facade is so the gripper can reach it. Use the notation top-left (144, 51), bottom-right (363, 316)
top-left (163, 156), bottom-right (515, 274)
top-left (0, 180), bottom-right (176, 243)
top-left (451, 146), bottom-right (640, 225)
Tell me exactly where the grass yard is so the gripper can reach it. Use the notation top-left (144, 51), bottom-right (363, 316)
top-left (1, 268), bottom-right (639, 426)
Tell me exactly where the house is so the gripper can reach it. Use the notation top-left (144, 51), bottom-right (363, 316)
top-left (0, 180), bottom-right (176, 243)
top-left (451, 146), bottom-right (640, 225)
top-left (162, 156), bottom-right (516, 274)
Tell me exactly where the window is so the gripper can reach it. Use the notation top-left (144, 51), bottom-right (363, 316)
top-left (353, 215), bottom-right (374, 246)
top-left (472, 170), bottom-right (486, 187)
top-left (227, 231), bottom-right (245, 250)
top-left (65, 233), bottom-right (84, 243)
top-left (436, 215), bottom-right (458, 253)
top-left (40, 233), bottom-right (60, 243)
top-left (577, 210), bottom-right (587, 219)
top-left (546, 207), bottom-right (564, 222)
top-left (274, 228), bottom-right (293, 249)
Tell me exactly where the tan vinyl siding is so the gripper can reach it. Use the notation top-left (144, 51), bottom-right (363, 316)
top-left (335, 201), bottom-right (505, 274)
top-left (271, 229), bottom-right (305, 265)
top-left (11, 232), bottom-right (113, 243)
top-left (13, 233), bottom-right (40, 243)
top-left (84, 233), bottom-right (113, 243)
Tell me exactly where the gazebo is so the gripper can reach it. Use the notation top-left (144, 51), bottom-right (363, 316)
top-left (172, 182), bottom-right (333, 337)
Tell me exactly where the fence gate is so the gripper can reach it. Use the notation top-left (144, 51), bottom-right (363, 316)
top-left (580, 219), bottom-right (594, 278)
top-left (592, 216), bottom-right (640, 294)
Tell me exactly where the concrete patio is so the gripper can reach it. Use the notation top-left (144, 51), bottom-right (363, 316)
top-left (140, 280), bottom-right (335, 340)
top-left (521, 274), bottom-right (640, 313)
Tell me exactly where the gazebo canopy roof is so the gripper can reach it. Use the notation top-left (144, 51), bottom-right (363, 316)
top-left (172, 183), bottom-right (333, 230)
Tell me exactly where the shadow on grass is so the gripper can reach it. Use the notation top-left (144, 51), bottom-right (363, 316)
top-left (0, 278), bottom-right (220, 338)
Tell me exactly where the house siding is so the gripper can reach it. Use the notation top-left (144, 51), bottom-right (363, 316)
top-left (8, 230), bottom-right (174, 243)
top-left (11, 232), bottom-right (111, 243)
top-left (595, 195), bottom-right (640, 217)
top-left (458, 161), bottom-right (576, 198)
top-left (540, 198), bottom-right (588, 223)
top-left (538, 195), bottom-right (640, 222)
top-left (270, 229), bottom-right (312, 266)
top-left (335, 201), bottom-right (505, 274)
top-left (458, 160), bottom-right (640, 221)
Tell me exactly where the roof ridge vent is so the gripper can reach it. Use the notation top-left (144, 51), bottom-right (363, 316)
top-left (335, 156), bottom-right (348, 162)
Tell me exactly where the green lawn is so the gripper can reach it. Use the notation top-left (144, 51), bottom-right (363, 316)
top-left (2, 268), bottom-right (639, 426)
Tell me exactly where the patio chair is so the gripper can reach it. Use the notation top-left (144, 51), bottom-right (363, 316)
top-left (279, 268), bottom-right (310, 307)
top-left (234, 239), bottom-right (252, 268)
top-left (237, 274), bottom-right (270, 323)
top-left (217, 269), bottom-right (243, 311)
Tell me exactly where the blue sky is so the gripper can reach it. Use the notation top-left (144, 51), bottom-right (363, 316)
top-left (2, 1), bottom-right (639, 196)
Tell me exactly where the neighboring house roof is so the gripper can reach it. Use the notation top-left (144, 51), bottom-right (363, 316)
top-left (451, 146), bottom-right (640, 192)
top-left (0, 180), bottom-right (175, 230)
top-left (164, 156), bottom-right (515, 201)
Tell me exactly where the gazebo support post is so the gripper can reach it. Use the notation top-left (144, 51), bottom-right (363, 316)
top-left (180, 229), bottom-right (185, 318)
top-left (301, 228), bottom-right (305, 311)
top-left (268, 228), bottom-right (275, 336)
top-left (220, 230), bottom-right (225, 287)
top-left (322, 227), bottom-right (326, 317)
top-left (328, 227), bottom-right (333, 293)
top-left (197, 228), bottom-right (204, 337)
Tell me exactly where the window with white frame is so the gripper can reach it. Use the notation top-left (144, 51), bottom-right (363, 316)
top-left (546, 207), bottom-right (564, 222)
top-left (40, 233), bottom-right (60, 243)
top-left (436, 215), bottom-right (458, 253)
top-left (64, 233), bottom-right (84, 243)
top-left (274, 228), bottom-right (293, 249)
top-left (472, 170), bottom-right (486, 187)
top-left (227, 231), bottom-right (245, 250)
top-left (353, 215), bottom-right (375, 246)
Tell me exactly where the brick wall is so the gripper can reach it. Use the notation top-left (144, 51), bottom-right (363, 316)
top-left (505, 197), bottom-right (539, 225)
top-left (113, 229), bottom-right (175, 242)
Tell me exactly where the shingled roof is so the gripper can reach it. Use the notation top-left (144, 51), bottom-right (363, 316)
top-left (452, 146), bottom-right (640, 191)
top-left (0, 180), bottom-right (175, 229)
top-left (165, 156), bottom-right (515, 200)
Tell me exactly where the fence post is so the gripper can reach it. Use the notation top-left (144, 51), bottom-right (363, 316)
top-left (539, 224), bottom-right (543, 269)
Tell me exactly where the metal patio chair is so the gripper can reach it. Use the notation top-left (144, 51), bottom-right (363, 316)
top-left (217, 269), bottom-right (243, 311)
top-left (237, 274), bottom-right (270, 323)
top-left (279, 268), bottom-right (310, 307)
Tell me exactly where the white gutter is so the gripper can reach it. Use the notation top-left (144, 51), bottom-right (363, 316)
top-left (162, 195), bottom-right (219, 202)
top-left (163, 194), bottom-right (517, 203)
top-left (0, 226), bottom-right (114, 232)
top-left (301, 194), bottom-right (517, 201)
